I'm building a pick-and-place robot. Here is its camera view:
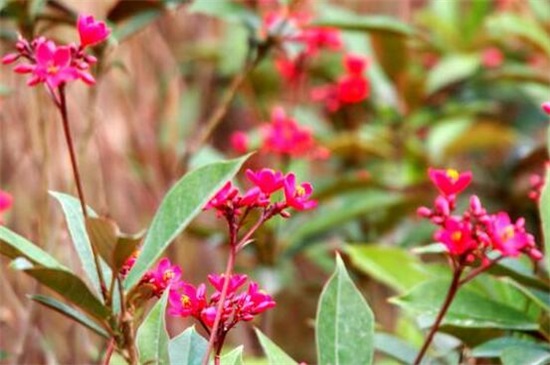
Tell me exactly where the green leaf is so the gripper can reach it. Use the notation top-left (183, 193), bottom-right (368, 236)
top-left (0, 226), bottom-right (65, 269)
top-left (316, 254), bottom-right (374, 365)
top-left (540, 164), bottom-right (550, 275)
top-left (345, 244), bottom-right (429, 293)
top-left (254, 328), bottom-right (297, 365)
top-left (188, 0), bottom-right (256, 23)
top-left (112, 10), bottom-right (162, 42)
top-left (391, 279), bottom-right (539, 331)
top-left (426, 116), bottom-right (472, 164)
top-left (125, 155), bottom-right (249, 289)
top-left (168, 326), bottom-right (207, 365)
top-left (374, 332), bottom-right (433, 364)
top-left (501, 278), bottom-right (550, 311)
top-left (30, 294), bottom-right (109, 339)
top-left (501, 346), bottom-right (550, 365)
top-left (426, 54), bottom-right (480, 95)
top-left (136, 290), bottom-right (170, 365)
top-left (51, 192), bottom-right (103, 296)
top-left (472, 337), bottom-right (550, 358)
top-left (220, 346), bottom-right (244, 365)
top-left (22, 267), bottom-right (110, 321)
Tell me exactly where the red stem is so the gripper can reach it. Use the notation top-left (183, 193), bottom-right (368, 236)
top-left (102, 338), bottom-right (115, 365)
top-left (413, 267), bottom-right (463, 365)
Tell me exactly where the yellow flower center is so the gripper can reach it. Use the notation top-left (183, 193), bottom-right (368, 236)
top-left (502, 226), bottom-right (515, 241)
top-left (446, 169), bottom-right (459, 183)
top-left (163, 269), bottom-right (174, 282)
top-left (451, 231), bottom-right (462, 242)
top-left (296, 186), bottom-right (306, 197)
top-left (180, 294), bottom-right (191, 308)
top-left (47, 63), bottom-right (59, 75)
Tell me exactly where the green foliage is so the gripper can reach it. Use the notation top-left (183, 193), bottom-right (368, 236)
top-left (168, 326), bottom-right (207, 365)
top-left (136, 290), bottom-right (170, 365)
top-left (124, 156), bottom-right (249, 289)
top-left (316, 254), bottom-right (374, 365)
top-left (220, 346), bottom-right (244, 365)
top-left (255, 328), bottom-right (297, 365)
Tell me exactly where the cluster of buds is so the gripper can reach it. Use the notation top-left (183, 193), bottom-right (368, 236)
top-left (262, 9), bottom-right (342, 84)
top-left (2, 14), bottom-right (110, 89)
top-left (206, 168), bottom-right (316, 221)
top-left (418, 168), bottom-right (542, 266)
top-left (529, 162), bottom-right (549, 201)
top-left (168, 273), bottom-right (275, 332)
top-left (0, 190), bottom-right (13, 224)
top-left (311, 54), bottom-right (370, 112)
top-left (230, 107), bottom-right (329, 159)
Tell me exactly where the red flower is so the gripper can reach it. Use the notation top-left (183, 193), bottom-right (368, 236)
top-left (77, 14), bottom-right (110, 48)
top-left (435, 218), bottom-right (477, 256)
top-left (0, 190), bottom-right (13, 224)
top-left (428, 168), bottom-right (472, 196)
top-left (230, 131), bottom-right (249, 154)
top-left (261, 107), bottom-right (316, 157)
top-left (246, 168), bottom-right (285, 195)
top-left (481, 47), bottom-right (504, 68)
top-left (542, 102), bottom-right (550, 115)
top-left (168, 283), bottom-right (206, 317)
top-left (283, 173), bottom-right (317, 211)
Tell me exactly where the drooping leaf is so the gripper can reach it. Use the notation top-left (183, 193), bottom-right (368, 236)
top-left (316, 254), bottom-right (374, 365)
top-left (136, 290), bottom-right (170, 365)
top-left (219, 346), bottom-right (244, 365)
top-left (30, 294), bottom-right (109, 338)
top-left (124, 156), bottom-right (249, 290)
top-left (472, 336), bottom-right (550, 358)
top-left (345, 244), bottom-right (429, 293)
top-left (85, 217), bottom-right (119, 269)
top-left (0, 226), bottom-right (65, 269)
top-left (501, 346), bottom-right (550, 365)
top-left (254, 327), bottom-right (297, 365)
top-left (51, 192), bottom-right (104, 296)
top-left (168, 326), bottom-right (207, 365)
top-left (22, 267), bottom-right (110, 322)
top-left (113, 233), bottom-right (143, 272)
top-left (426, 54), bottom-right (480, 95)
top-left (391, 279), bottom-right (539, 331)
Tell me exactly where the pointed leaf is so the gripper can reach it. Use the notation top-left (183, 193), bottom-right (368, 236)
top-left (426, 54), bottom-right (480, 95)
top-left (391, 279), bottom-right (539, 331)
top-left (472, 337), bottom-right (550, 358)
top-left (30, 294), bottom-right (109, 338)
top-left (113, 233), bottom-right (143, 272)
top-left (168, 326), bottom-right (207, 365)
top-left (255, 327), bottom-right (297, 365)
top-left (501, 346), bottom-right (550, 365)
top-left (316, 254), bottom-right (374, 365)
top-left (86, 217), bottom-right (119, 269)
top-left (125, 156), bottom-right (249, 289)
top-left (136, 290), bottom-right (170, 365)
top-left (220, 346), bottom-right (244, 365)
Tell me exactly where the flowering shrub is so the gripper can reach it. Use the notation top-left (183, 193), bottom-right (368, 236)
top-left (0, 1), bottom-right (549, 365)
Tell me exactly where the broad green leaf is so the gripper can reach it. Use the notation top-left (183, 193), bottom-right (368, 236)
top-left (220, 346), bottom-right (244, 365)
top-left (540, 164), bottom-right (550, 275)
top-left (501, 278), bottom-right (550, 311)
top-left (30, 294), bottom-right (109, 339)
top-left (51, 192), bottom-right (104, 296)
top-left (22, 267), bottom-right (110, 321)
top-left (125, 156), bottom-right (249, 289)
top-left (136, 290), bottom-right (170, 365)
top-left (254, 328), bottom-right (297, 365)
top-left (486, 13), bottom-right (550, 57)
top-left (374, 332), bottom-right (434, 364)
top-left (316, 254), bottom-right (374, 365)
top-left (345, 244), bottom-right (429, 293)
top-left (391, 279), bottom-right (539, 331)
top-left (489, 258), bottom-right (548, 291)
top-left (472, 337), bottom-right (550, 358)
top-left (0, 226), bottom-right (65, 269)
top-left (426, 54), bottom-right (480, 95)
top-left (501, 346), bottom-right (550, 365)
top-left (168, 326), bottom-right (207, 365)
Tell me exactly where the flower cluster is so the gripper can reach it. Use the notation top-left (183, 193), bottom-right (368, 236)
top-left (230, 107), bottom-right (328, 159)
top-left (138, 258), bottom-right (182, 298)
top-left (263, 10), bottom-right (342, 84)
top-left (2, 14), bottom-right (110, 89)
top-left (529, 162), bottom-right (549, 201)
top-left (0, 190), bottom-right (13, 224)
top-left (418, 168), bottom-right (542, 265)
top-left (168, 273), bottom-right (275, 332)
top-left (205, 168), bottom-right (316, 221)
top-left (311, 54), bottom-right (370, 112)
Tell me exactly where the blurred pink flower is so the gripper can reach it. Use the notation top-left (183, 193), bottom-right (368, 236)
top-left (428, 168), bottom-right (472, 196)
top-left (77, 14), bottom-right (111, 48)
top-left (0, 190), bottom-right (13, 224)
top-left (261, 107), bottom-right (316, 157)
top-left (481, 47), bottom-right (504, 68)
top-left (435, 218), bottom-right (477, 256)
top-left (542, 102), bottom-right (550, 115)
top-left (230, 131), bottom-right (249, 154)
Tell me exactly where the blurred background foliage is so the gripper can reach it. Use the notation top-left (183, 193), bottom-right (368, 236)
top-left (0, 0), bottom-right (549, 364)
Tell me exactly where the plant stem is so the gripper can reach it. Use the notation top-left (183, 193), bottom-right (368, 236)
top-left (202, 242), bottom-right (237, 365)
top-left (458, 255), bottom-right (504, 286)
top-left (413, 267), bottom-right (463, 365)
top-left (103, 338), bottom-right (115, 365)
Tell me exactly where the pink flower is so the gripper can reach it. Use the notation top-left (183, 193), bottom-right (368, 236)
top-left (246, 168), bottom-right (285, 195)
top-left (208, 273), bottom-right (248, 295)
top-left (489, 213), bottom-right (535, 257)
top-left (542, 102), bottom-right (550, 115)
top-left (481, 47), bottom-right (504, 68)
top-left (140, 258), bottom-right (182, 297)
top-left (120, 249), bottom-right (140, 277)
top-left (205, 182), bottom-right (239, 211)
top-left (344, 54), bottom-right (367, 75)
top-left (24, 41), bottom-right (79, 88)
top-left (77, 14), bottom-right (110, 48)
top-left (168, 283), bottom-right (206, 317)
top-left (428, 168), bottom-right (472, 196)
top-left (298, 27), bottom-right (342, 55)
top-left (336, 75), bottom-right (369, 104)
top-left (283, 173), bottom-right (317, 211)
top-left (230, 131), bottom-right (249, 154)
top-left (261, 107), bottom-right (316, 157)
top-left (0, 190), bottom-right (13, 224)
top-left (435, 218), bottom-right (477, 256)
